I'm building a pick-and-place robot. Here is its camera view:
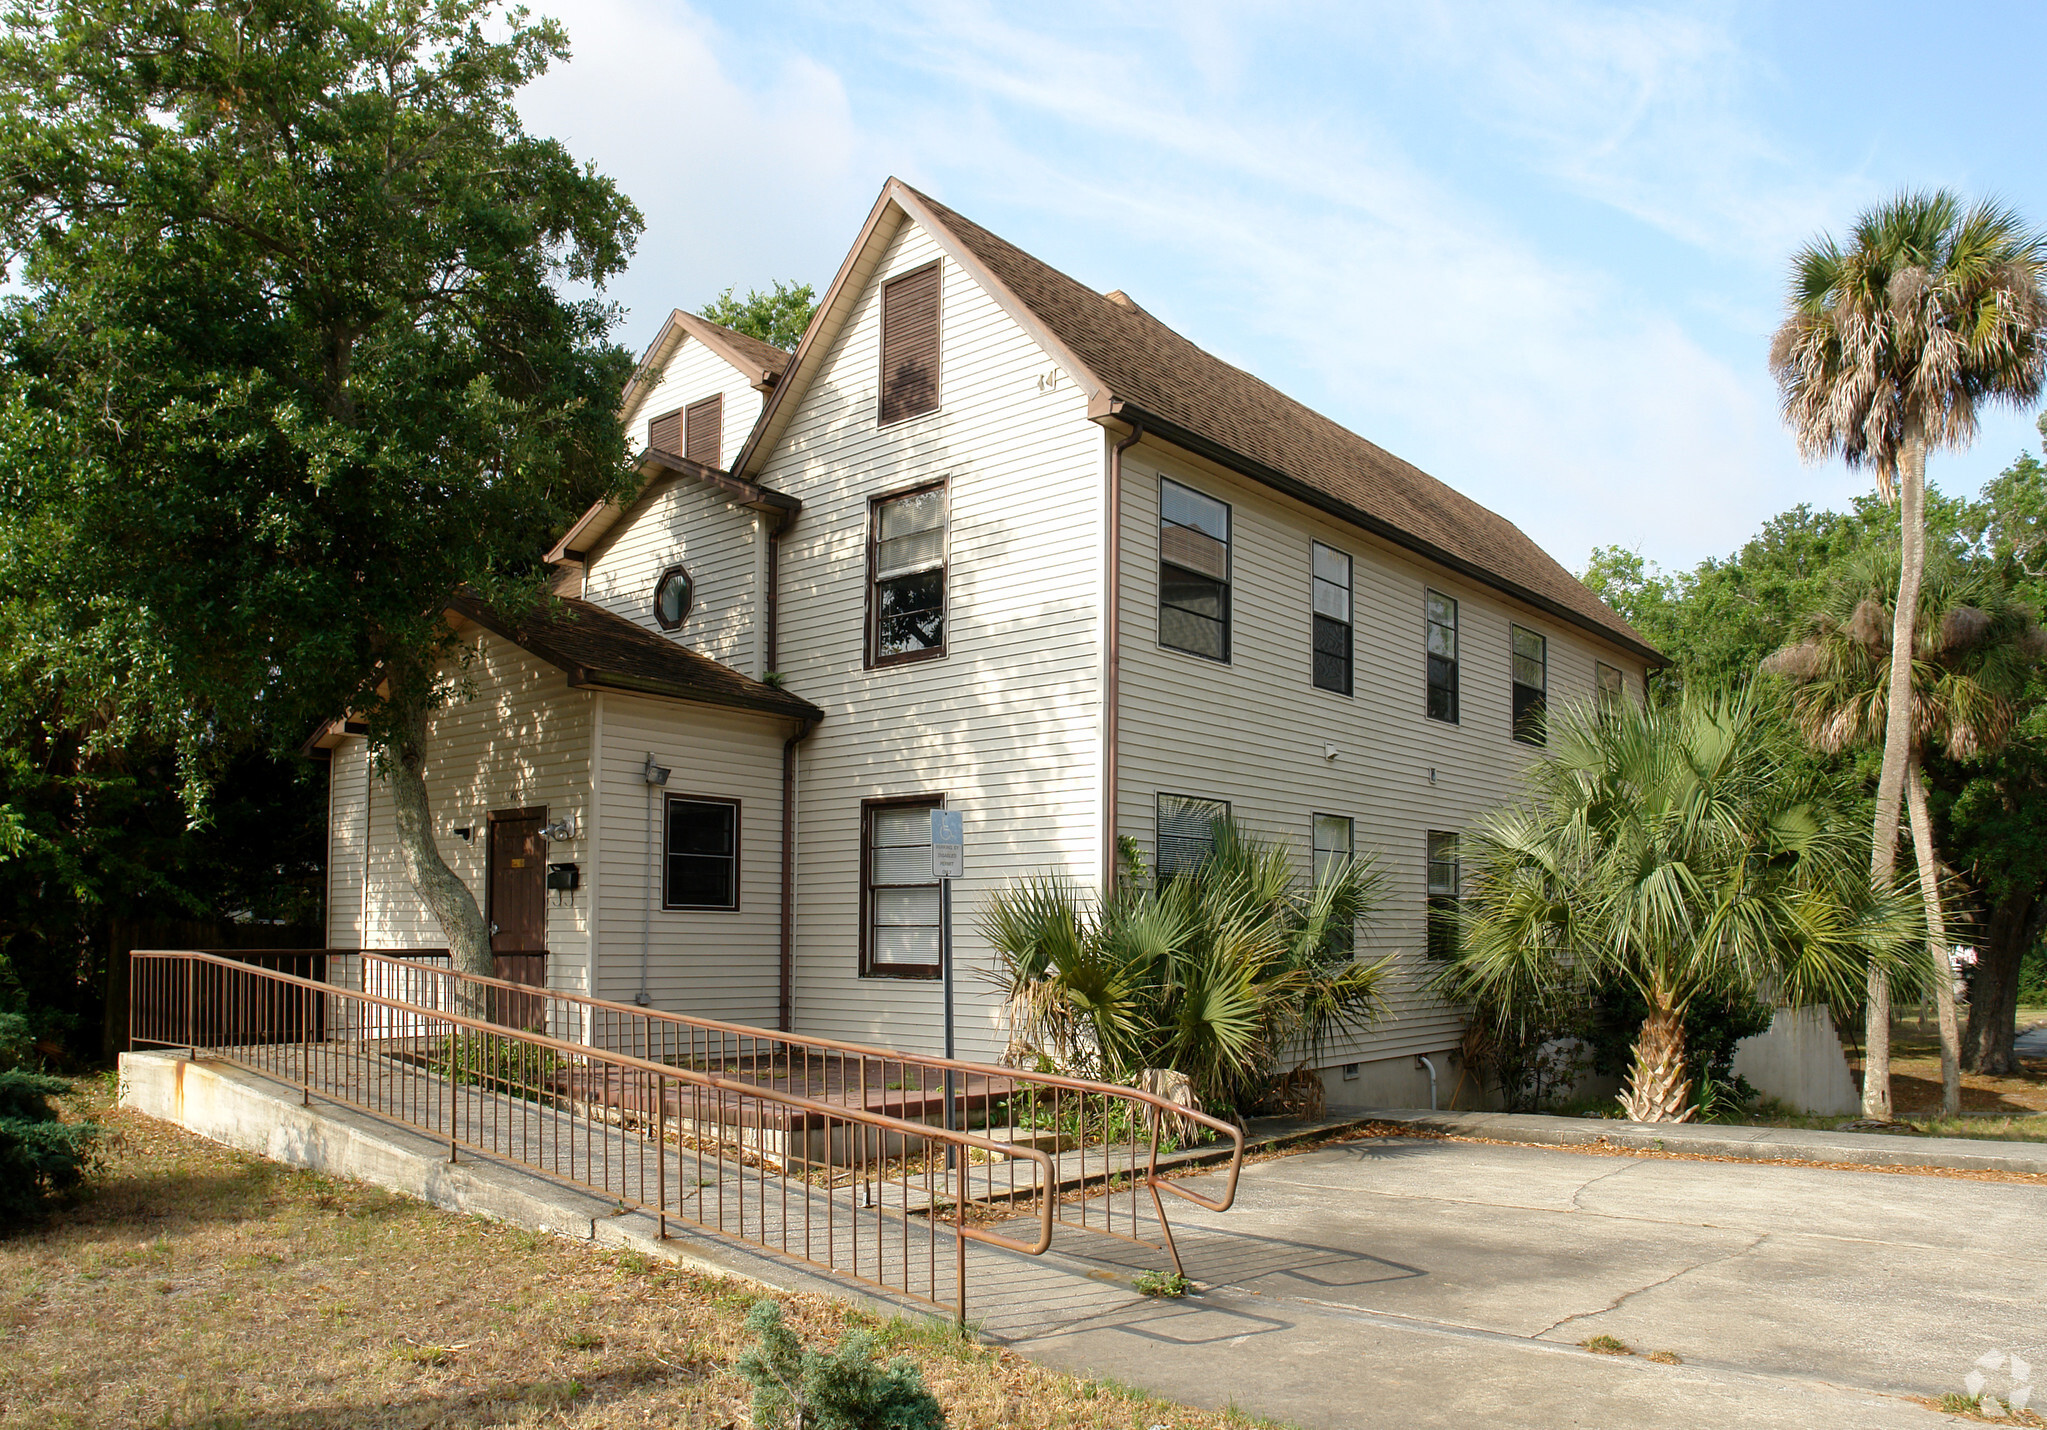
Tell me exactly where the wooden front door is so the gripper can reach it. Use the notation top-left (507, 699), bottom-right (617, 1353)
top-left (488, 808), bottom-right (547, 956)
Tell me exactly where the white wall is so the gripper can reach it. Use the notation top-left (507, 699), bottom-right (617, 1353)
top-left (590, 690), bottom-right (791, 1027)
top-left (582, 478), bottom-right (764, 677)
top-left (354, 629), bottom-right (597, 996)
top-left (325, 739), bottom-right (369, 947)
top-left (762, 216), bottom-right (1106, 1060)
top-left (1116, 444), bottom-right (1653, 1064)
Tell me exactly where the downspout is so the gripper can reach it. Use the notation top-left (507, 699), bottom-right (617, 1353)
top-left (1104, 417), bottom-right (1144, 893)
top-left (780, 717), bottom-right (818, 1032)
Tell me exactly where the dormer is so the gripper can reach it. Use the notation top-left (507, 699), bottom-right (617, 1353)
top-left (618, 309), bottom-right (792, 472)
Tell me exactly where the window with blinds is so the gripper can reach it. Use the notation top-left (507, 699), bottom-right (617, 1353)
top-left (1312, 543), bottom-right (1353, 695)
top-left (663, 797), bottom-right (739, 910)
top-left (1313, 813), bottom-right (1356, 954)
top-left (1426, 589), bottom-right (1459, 723)
top-left (1157, 793), bottom-right (1229, 878)
top-left (646, 407), bottom-right (682, 454)
top-left (879, 264), bottom-right (941, 425)
top-left (862, 798), bottom-right (942, 978)
top-left (684, 394), bottom-right (723, 466)
top-left (1511, 625), bottom-right (1548, 745)
top-left (1159, 479), bottom-right (1231, 661)
top-left (1596, 661), bottom-right (1625, 710)
top-left (1426, 831), bottom-right (1461, 960)
top-left (869, 484), bottom-right (946, 665)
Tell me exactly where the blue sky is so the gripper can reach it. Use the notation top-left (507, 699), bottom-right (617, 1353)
top-left (519, 1), bottom-right (2047, 575)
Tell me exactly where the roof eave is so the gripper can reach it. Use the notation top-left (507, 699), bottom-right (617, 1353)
top-left (1091, 398), bottom-right (1666, 668)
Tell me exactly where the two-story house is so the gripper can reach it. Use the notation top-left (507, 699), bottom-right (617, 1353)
top-left (312, 178), bottom-right (1659, 1109)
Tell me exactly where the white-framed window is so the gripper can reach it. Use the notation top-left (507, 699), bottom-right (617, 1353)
top-left (1159, 479), bottom-right (1231, 661)
top-left (1312, 543), bottom-right (1352, 695)
top-left (869, 483), bottom-right (947, 665)
top-left (1157, 792), bottom-right (1230, 877)
top-left (1596, 661), bottom-right (1625, 710)
top-left (1511, 625), bottom-right (1547, 745)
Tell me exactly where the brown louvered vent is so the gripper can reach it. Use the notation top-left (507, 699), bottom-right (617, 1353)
top-left (879, 264), bottom-right (940, 426)
top-left (685, 394), bottom-right (723, 467)
top-left (647, 407), bottom-right (682, 454)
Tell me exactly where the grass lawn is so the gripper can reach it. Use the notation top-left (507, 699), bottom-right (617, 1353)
top-left (1, 1078), bottom-right (1277, 1430)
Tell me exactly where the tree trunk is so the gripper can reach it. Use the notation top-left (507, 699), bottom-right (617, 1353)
top-left (1905, 758), bottom-right (1961, 1117)
top-left (384, 685), bottom-right (492, 982)
top-left (1965, 887), bottom-right (2037, 1075)
top-left (1619, 998), bottom-right (1694, 1123)
top-left (1862, 431), bottom-right (1926, 1121)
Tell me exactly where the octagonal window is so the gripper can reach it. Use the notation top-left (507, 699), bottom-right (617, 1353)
top-left (654, 566), bottom-right (693, 631)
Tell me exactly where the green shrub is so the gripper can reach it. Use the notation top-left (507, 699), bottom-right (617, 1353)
top-left (736, 1299), bottom-right (945, 1430)
top-left (434, 1033), bottom-right (560, 1104)
top-left (0, 1007), bottom-right (98, 1229)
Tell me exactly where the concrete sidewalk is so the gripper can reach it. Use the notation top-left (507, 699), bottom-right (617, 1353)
top-left (1365, 1107), bottom-right (2047, 1174)
top-left (125, 1051), bottom-right (2041, 1428)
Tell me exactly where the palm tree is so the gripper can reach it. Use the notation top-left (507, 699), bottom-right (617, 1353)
top-left (1441, 691), bottom-right (1913, 1123)
top-left (1770, 190), bottom-right (2047, 1119)
top-left (980, 822), bottom-right (1391, 1119)
top-left (1765, 549), bottom-right (2045, 1114)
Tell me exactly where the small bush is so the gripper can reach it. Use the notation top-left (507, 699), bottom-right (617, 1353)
top-left (434, 1034), bottom-right (560, 1104)
top-left (1581, 1335), bottom-right (1632, 1356)
top-left (0, 1007), bottom-right (98, 1230)
top-left (737, 1299), bottom-right (946, 1430)
top-left (1133, 1269), bottom-right (1191, 1299)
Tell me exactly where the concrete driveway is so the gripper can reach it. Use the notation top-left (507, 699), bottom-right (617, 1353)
top-left (984, 1135), bottom-right (2047, 1429)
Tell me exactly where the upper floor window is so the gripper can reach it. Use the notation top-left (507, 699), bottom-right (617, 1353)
top-left (1159, 479), bottom-right (1231, 662)
top-left (653, 565), bottom-right (693, 631)
top-left (879, 264), bottom-right (941, 425)
top-left (1511, 625), bottom-right (1547, 745)
top-left (1312, 543), bottom-right (1353, 695)
top-left (869, 484), bottom-right (946, 666)
top-left (664, 796), bottom-right (739, 910)
top-left (1426, 590), bottom-right (1459, 723)
top-left (1425, 831), bottom-right (1461, 959)
top-left (862, 797), bottom-right (942, 978)
top-left (1158, 793), bottom-right (1229, 878)
top-left (1596, 661), bottom-right (1625, 710)
top-left (685, 394), bottom-right (723, 466)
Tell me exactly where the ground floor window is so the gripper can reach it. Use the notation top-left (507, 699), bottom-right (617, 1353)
top-left (1157, 792), bottom-right (1230, 878)
top-left (1313, 813), bottom-right (1356, 955)
top-left (862, 797), bottom-right (942, 978)
top-left (1426, 831), bottom-right (1461, 960)
top-left (664, 796), bottom-right (739, 910)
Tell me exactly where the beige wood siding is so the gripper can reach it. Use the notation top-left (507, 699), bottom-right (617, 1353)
top-left (760, 217), bottom-right (1105, 1061)
top-left (589, 693), bottom-right (789, 1026)
top-left (326, 738), bottom-right (369, 947)
top-left (1117, 445), bottom-right (1651, 1063)
top-left (355, 630), bottom-right (597, 996)
top-left (582, 476), bottom-right (763, 676)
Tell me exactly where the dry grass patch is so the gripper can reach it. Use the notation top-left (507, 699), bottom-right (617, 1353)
top-left (0, 1079), bottom-right (1283, 1429)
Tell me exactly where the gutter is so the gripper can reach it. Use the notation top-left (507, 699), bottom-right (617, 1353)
top-left (1087, 397), bottom-right (1665, 668)
top-left (1104, 417), bottom-right (1144, 893)
top-left (780, 716), bottom-right (818, 1032)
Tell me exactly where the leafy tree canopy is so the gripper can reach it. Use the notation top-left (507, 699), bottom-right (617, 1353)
top-left (700, 280), bottom-right (816, 351)
top-left (0, 0), bottom-right (643, 799)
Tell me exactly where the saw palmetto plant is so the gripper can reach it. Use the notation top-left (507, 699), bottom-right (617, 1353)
top-left (1440, 691), bottom-right (1919, 1123)
top-left (979, 823), bottom-right (1391, 1119)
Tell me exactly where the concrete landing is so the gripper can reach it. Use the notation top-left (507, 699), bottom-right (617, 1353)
top-left (1368, 1107), bottom-right (2047, 1173)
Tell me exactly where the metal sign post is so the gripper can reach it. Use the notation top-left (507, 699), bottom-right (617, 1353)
top-left (931, 810), bottom-right (964, 1168)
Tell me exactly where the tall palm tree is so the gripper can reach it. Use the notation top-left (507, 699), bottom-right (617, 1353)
top-left (1765, 549), bottom-right (2045, 1114)
top-left (1770, 191), bottom-right (2047, 1119)
top-left (1442, 691), bottom-right (1912, 1123)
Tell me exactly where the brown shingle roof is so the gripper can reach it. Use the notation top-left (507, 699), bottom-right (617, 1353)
top-left (450, 593), bottom-right (822, 722)
top-left (707, 320), bottom-right (796, 381)
top-left (903, 186), bottom-right (1657, 662)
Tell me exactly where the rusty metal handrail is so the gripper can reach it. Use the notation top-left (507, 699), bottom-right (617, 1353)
top-left (130, 949), bottom-right (1055, 1319)
top-left (347, 948), bottom-right (1246, 1270)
